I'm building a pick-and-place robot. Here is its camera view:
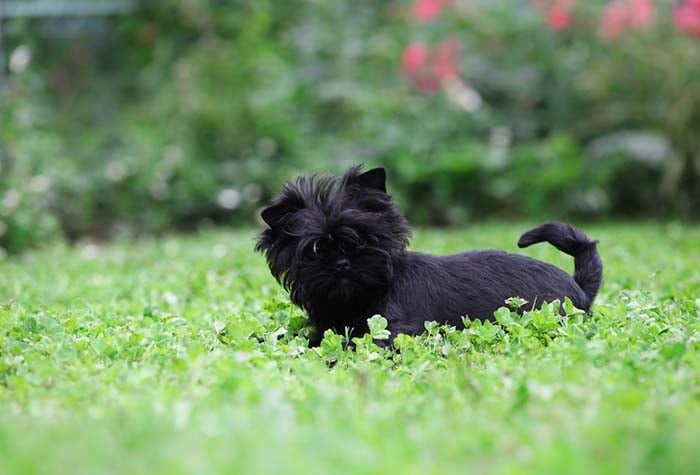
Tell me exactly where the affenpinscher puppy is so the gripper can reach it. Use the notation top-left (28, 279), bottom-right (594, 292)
top-left (256, 166), bottom-right (602, 346)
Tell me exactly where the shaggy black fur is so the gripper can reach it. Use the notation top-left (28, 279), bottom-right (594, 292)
top-left (256, 166), bottom-right (603, 346)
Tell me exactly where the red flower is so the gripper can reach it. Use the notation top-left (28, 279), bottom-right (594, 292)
top-left (401, 42), bottom-right (438, 93)
top-left (628, 0), bottom-right (655, 28)
top-left (432, 38), bottom-right (461, 79)
top-left (599, 0), bottom-right (656, 40)
top-left (413, 76), bottom-right (440, 93)
top-left (675, 1), bottom-right (700, 38)
top-left (411, 0), bottom-right (447, 24)
top-left (547, 7), bottom-right (572, 30)
top-left (531, 0), bottom-right (576, 31)
top-left (402, 43), bottom-right (429, 75)
top-left (401, 39), bottom-right (462, 94)
top-left (599, 1), bottom-right (629, 39)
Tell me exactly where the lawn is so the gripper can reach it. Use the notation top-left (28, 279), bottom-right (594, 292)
top-left (1, 222), bottom-right (699, 475)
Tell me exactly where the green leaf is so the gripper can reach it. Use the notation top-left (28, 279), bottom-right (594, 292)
top-left (367, 314), bottom-right (391, 340)
top-left (563, 297), bottom-right (585, 316)
top-left (660, 342), bottom-right (686, 361)
top-left (511, 381), bottom-right (530, 412)
top-left (505, 297), bottom-right (528, 309)
top-left (494, 307), bottom-right (514, 326)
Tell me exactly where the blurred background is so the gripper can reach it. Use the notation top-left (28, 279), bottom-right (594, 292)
top-left (1, 0), bottom-right (699, 255)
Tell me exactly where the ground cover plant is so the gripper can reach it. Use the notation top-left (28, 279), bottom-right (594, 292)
top-left (0, 222), bottom-right (699, 474)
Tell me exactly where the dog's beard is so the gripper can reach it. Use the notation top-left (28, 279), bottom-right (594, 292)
top-left (287, 247), bottom-right (394, 309)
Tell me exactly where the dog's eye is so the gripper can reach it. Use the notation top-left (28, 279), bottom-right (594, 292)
top-left (312, 240), bottom-right (328, 256)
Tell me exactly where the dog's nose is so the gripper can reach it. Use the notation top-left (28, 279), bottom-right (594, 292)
top-left (336, 258), bottom-right (350, 271)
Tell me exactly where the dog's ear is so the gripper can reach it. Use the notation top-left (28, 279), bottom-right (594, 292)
top-left (348, 167), bottom-right (387, 193)
top-left (261, 180), bottom-right (309, 228)
top-left (260, 203), bottom-right (290, 228)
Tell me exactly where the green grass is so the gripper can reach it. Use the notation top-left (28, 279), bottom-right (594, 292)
top-left (1, 222), bottom-right (699, 475)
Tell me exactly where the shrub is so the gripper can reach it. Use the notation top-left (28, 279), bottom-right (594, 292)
top-left (0, 0), bottom-right (697, 252)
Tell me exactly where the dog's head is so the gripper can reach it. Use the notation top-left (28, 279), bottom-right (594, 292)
top-left (255, 166), bottom-right (411, 308)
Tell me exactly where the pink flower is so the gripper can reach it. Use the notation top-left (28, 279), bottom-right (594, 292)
top-left (674, 1), bottom-right (700, 38)
top-left (599, 1), bottom-right (629, 39)
top-left (547, 7), bottom-right (572, 30)
top-left (599, 0), bottom-right (656, 40)
top-left (628, 0), bottom-right (655, 28)
top-left (401, 39), bottom-right (462, 94)
top-left (432, 38), bottom-right (461, 79)
top-left (402, 43), bottom-right (429, 75)
top-left (531, 0), bottom-right (576, 31)
top-left (413, 77), bottom-right (440, 93)
top-left (401, 42), bottom-right (438, 93)
top-left (411, 0), bottom-right (447, 24)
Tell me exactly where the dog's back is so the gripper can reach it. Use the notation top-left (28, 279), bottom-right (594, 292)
top-left (387, 250), bottom-right (589, 326)
top-left (382, 222), bottom-right (602, 331)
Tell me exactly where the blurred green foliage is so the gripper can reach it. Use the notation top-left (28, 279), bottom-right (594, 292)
top-left (1, 0), bottom-right (699, 253)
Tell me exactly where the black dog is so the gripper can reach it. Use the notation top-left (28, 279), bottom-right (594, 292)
top-left (256, 166), bottom-right (602, 345)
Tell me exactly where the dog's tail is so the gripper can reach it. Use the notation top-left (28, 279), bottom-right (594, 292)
top-left (517, 221), bottom-right (603, 307)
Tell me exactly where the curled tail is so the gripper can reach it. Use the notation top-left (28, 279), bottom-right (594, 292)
top-left (517, 221), bottom-right (603, 308)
